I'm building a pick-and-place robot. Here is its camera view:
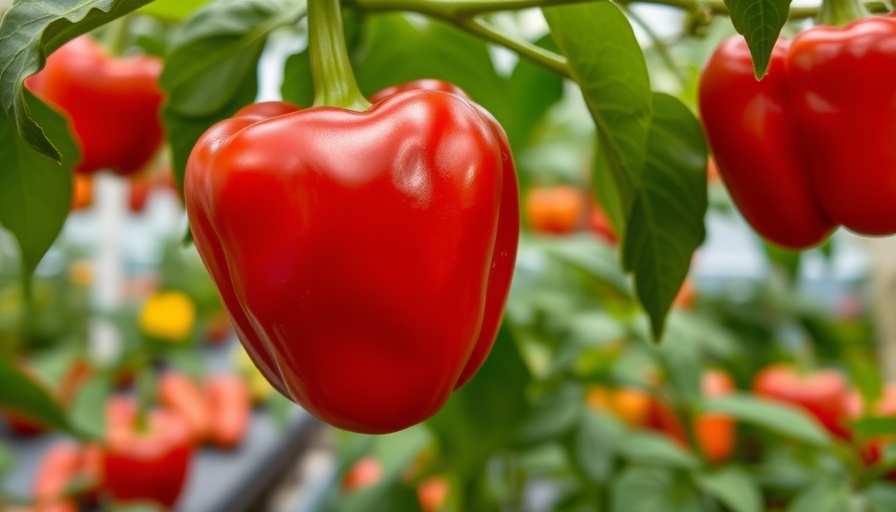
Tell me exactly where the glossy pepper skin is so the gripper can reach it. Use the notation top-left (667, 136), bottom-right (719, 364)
top-left (186, 85), bottom-right (518, 434)
top-left (700, 16), bottom-right (896, 248)
top-left (699, 37), bottom-right (836, 249)
top-left (28, 36), bottom-right (164, 176)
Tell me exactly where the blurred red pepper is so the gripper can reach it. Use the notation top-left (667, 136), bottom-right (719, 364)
top-left (699, 17), bottom-right (896, 248)
top-left (101, 398), bottom-right (194, 508)
top-left (185, 77), bottom-right (518, 433)
top-left (754, 365), bottom-right (849, 439)
top-left (32, 442), bottom-right (101, 507)
top-left (157, 372), bottom-right (211, 442)
top-left (27, 36), bottom-right (164, 176)
top-left (205, 374), bottom-right (250, 449)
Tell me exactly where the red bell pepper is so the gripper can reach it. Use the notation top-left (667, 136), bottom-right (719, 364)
top-left (185, 85), bottom-right (518, 434)
top-left (699, 16), bottom-right (896, 248)
top-left (27, 36), bottom-right (164, 176)
top-left (101, 397), bottom-right (194, 508)
top-left (753, 365), bottom-right (849, 439)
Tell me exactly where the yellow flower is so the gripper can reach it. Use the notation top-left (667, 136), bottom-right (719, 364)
top-left (139, 291), bottom-right (196, 342)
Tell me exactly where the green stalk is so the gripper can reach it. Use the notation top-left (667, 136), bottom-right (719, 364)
top-left (818, 0), bottom-right (867, 25)
top-left (456, 18), bottom-right (570, 77)
top-left (101, 15), bottom-right (132, 57)
top-left (308, 0), bottom-right (371, 110)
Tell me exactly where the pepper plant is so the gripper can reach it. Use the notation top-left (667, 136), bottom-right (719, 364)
top-left (1, 0), bottom-right (896, 509)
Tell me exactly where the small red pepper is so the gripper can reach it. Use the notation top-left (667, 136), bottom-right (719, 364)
top-left (32, 442), bottom-right (101, 507)
top-left (699, 17), bottom-right (896, 248)
top-left (27, 36), bottom-right (164, 176)
top-left (204, 374), bottom-right (251, 449)
top-left (186, 83), bottom-right (518, 433)
top-left (753, 365), bottom-right (850, 439)
top-left (157, 372), bottom-right (212, 443)
top-left (101, 397), bottom-right (194, 508)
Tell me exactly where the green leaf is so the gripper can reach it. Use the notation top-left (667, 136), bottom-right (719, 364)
top-left (623, 94), bottom-right (707, 339)
top-left (0, 0), bottom-right (153, 160)
top-left (653, 326), bottom-right (702, 405)
top-left (517, 382), bottom-right (584, 446)
top-left (0, 93), bottom-right (77, 288)
top-left (694, 468), bottom-right (762, 512)
top-left (844, 349), bottom-right (883, 415)
top-left (705, 394), bottom-right (830, 446)
top-left (724, 0), bottom-right (792, 78)
top-left (788, 480), bottom-right (850, 512)
top-left (0, 442), bottom-right (14, 480)
top-left (611, 467), bottom-right (702, 512)
top-left (353, 14), bottom-right (506, 119)
top-left (544, 1), bottom-right (653, 234)
top-left (569, 410), bottom-right (625, 483)
top-left (851, 417), bottom-right (896, 440)
top-left (0, 353), bottom-right (73, 434)
top-left (281, 50), bottom-right (315, 108)
top-left (617, 431), bottom-right (701, 470)
top-left (763, 241), bottom-right (802, 282)
top-left (138, 0), bottom-right (210, 21)
top-left (539, 235), bottom-right (632, 298)
top-left (161, 0), bottom-right (306, 194)
top-left (864, 482), bottom-right (896, 512)
top-left (426, 324), bottom-right (531, 475)
top-left (69, 372), bottom-right (110, 439)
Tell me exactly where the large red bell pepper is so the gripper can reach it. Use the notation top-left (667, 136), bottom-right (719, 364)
top-left (28, 36), bottom-right (164, 176)
top-left (185, 82), bottom-right (518, 434)
top-left (699, 16), bottom-right (896, 248)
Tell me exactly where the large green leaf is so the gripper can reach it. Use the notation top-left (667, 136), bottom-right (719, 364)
top-left (0, 353), bottom-right (74, 435)
top-left (705, 394), bottom-right (830, 446)
top-left (353, 13), bottom-right (505, 120)
top-left (544, 1), bottom-right (653, 233)
top-left (694, 468), bottom-right (762, 512)
top-left (161, 0), bottom-right (307, 193)
top-left (427, 324), bottom-right (531, 475)
top-left (0, 93), bottom-right (76, 286)
top-left (0, 0), bottom-right (153, 160)
top-left (724, 0), bottom-right (792, 78)
top-left (624, 94), bottom-right (707, 338)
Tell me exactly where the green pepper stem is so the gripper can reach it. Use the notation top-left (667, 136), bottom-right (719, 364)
top-left (818, 0), bottom-right (867, 25)
top-left (308, 0), bottom-right (371, 111)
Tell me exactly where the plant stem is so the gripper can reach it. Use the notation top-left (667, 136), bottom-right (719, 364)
top-left (308, 0), bottom-right (370, 110)
top-left (818, 0), bottom-right (867, 25)
top-left (348, 0), bottom-right (824, 20)
top-left (457, 18), bottom-right (570, 78)
top-left (102, 15), bottom-right (132, 57)
top-left (346, 0), bottom-right (594, 17)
